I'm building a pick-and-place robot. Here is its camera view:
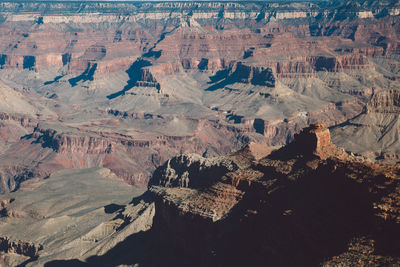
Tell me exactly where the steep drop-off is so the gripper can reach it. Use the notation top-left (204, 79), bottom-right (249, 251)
top-left (148, 124), bottom-right (400, 266)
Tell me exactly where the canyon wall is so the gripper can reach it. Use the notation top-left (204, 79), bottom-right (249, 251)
top-left (149, 124), bottom-right (400, 266)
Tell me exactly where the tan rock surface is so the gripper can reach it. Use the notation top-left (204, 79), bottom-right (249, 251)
top-left (0, 168), bottom-right (152, 266)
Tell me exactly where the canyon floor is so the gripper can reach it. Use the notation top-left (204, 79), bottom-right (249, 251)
top-left (0, 168), bottom-right (148, 266)
top-left (0, 0), bottom-right (400, 266)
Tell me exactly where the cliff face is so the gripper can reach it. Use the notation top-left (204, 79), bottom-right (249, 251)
top-left (150, 153), bottom-right (239, 188)
top-left (149, 124), bottom-right (400, 266)
top-left (0, 1), bottom-right (396, 76)
top-left (331, 89), bottom-right (400, 162)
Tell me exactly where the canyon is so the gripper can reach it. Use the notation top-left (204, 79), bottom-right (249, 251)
top-left (20, 123), bottom-right (400, 266)
top-left (0, 0), bottom-right (400, 266)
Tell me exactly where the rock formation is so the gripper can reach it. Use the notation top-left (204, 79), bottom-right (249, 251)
top-left (150, 153), bottom-right (238, 188)
top-left (148, 124), bottom-right (400, 266)
top-left (332, 88), bottom-right (400, 163)
top-left (0, 237), bottom-right (42, 258)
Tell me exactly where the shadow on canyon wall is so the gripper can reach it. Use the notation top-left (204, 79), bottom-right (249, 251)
top-left (41, 166), bottom-right (400, 267)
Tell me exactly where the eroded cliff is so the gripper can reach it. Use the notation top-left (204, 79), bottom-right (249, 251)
top-left (149, 124), bottom-right (400, 266)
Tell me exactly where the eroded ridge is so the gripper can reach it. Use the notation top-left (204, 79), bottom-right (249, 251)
top-left (149, 124), bottom-right (400, 266)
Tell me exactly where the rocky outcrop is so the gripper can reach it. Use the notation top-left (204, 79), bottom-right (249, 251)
top-left (0, 237), bottom-right (42, 258)
top-left (149, 124), bottom-right (400, 266)
top-left (0, 199), bottom-right (13, 210)
top-left (150, 154), bottom-right (238, 188)
top-left (273, 61), bottom-right (315, 78)
top-left (32, 128), bottom-right (114, 154)
top-left (207, 62), bottom-right (275, 91)
top-left (0, 112), bottom-right (37, 128)
top-left (287, 123), bottom-right (348, 159)
top-left (307, 54), bottom-right (371, 72)
top-left (366, 89), bottom-right (400, 114)
top-left (0, 165), bottom-right (49, 194)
